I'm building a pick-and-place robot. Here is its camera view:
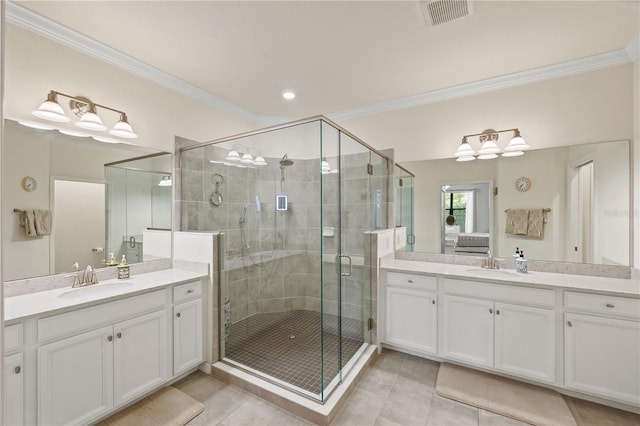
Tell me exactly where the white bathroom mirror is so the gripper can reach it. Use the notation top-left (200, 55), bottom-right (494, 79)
top-left (2, 119), bottom-right (173, 281)
top-left (400, 139), bottom-right (632, 266)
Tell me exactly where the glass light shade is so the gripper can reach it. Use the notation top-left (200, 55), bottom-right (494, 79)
top-left (478, 140), bottom-right (500, 155)
top-left (454, 141), bottom-right (475, 157)
top-left (504, 136), bottom-right (530, 152)
top-left (321, 160), bottom-right (331, 171)
top-left (225, 150), bottom-right (241, 161)
top-left (254, 156), bottom-right (267, 166)
top-left (158, 176), bottom-right (172, 186)
top-left (18, 120), bottom-right (56, 130)
top-left (32, 100), bottom-right (70, 122)
top-left (456, 154), bottom-right (476, 162)
top-left (240, 153), bottom-right (254, 164)
top-left (501, 150), bottom-right (525, 157)
top-left (76, 112), bottom-right (107, 131)
top-left (477, 153), bottom-right (498, 160)
top-left (109, 119), bottom-right (137, 138)
top-left (92, 135), bottom-right (120, 144)
top-left (58, 128), bottom-right (91, 137)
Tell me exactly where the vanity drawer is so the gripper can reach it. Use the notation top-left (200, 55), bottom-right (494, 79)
top-left (5, 323), bottom-right (24, 354)
top-left (173, 280), bottom-right (203, 303)
top-left (443, 278), bottom-right (555, 308)
top-left (565, 292), bottom-right (640, 320)
top-left (386, 272), bottom-right (437, 292)
top-left (38, 289), bottom-right (169, 343)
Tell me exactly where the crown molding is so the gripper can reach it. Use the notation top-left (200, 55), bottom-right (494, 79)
top-left (6, 1), bottom-right (636, 125)
top-left (5, 1), bottom-right (262, 124)
top-left (328, 48), bottom-right (633, 122)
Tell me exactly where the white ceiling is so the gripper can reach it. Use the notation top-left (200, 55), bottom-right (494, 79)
top-left (9, 1), bottom-right (640, 145)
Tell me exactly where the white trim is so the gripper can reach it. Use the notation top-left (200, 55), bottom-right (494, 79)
top-left (5, 1), bottom-right (261, 124)
top-left (6, 1), bottom-right (637, 124)
top-left (328, 49), bottom-right (633, 121)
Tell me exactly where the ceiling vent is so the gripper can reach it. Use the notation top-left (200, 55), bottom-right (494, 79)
top-left (420, 0), bottom-right (474, 27)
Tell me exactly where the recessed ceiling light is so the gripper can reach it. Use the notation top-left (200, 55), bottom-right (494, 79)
top-left (282, 91), bottom-right (296, 100)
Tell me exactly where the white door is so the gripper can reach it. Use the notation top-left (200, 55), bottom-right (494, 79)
top-left (442, 295), bottom-right (494, 367)
top-left (386, 287), bottom-right (437, 354)
top-left (494, 303), bottom-right (556, 383)
top-left (53, 179), bottom-right (105, 273)
top-left (565, 313), bottom-right (640, 405)
top-left (37, 326), bottom-right (114, 426)
top-left (174, 298), bottom-right (204, 375)
top-left (113, 310), bottom-right (169, 406)
top-left (4, 352), bottom-right (24, 426)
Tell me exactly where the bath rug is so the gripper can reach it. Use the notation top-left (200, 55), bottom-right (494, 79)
top-left (436, 363), bottom-right (577, 426)
top-left (97, 386), bottom-right (204, 426)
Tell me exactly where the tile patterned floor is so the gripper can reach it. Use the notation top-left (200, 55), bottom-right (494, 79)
top-left (224, 310), bottom-right (364, 395)
top-left (175, 349), bottom-right (640, 426)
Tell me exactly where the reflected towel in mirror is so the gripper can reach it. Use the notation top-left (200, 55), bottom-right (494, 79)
top-left (19, 209), bottom-right (52, 237)
top-left (505, 209), bottom-right (529, 235)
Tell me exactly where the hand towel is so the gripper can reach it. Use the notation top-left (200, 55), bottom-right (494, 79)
top-left (505, 209), bottom-right (529, 235)
top-left (527, 208), bottom-right (545, 238)
top-left (19, 210), bottom-right (38, 237)
top-left (34, 209), bottom-right (53, 236)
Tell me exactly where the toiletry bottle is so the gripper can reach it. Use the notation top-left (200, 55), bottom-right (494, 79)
top-left (513, 247), bottom-right (520, 259)
top-left (516, 251), bottom-right (528, 273)
top-left (117, 255), bottom-right (130, 279)
top-left (107, 253), bottom-right (118, 267)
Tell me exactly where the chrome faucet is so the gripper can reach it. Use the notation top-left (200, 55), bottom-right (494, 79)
top-left (481, 250), bottom-right (500, 270)
top-left (71, 265), bottom-right (99, 287)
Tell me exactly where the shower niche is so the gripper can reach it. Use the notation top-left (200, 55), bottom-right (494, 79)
top-left (179, 117), bottom-right (389, 401)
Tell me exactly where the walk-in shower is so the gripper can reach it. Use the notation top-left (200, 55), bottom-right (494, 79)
top-left (179, 117), bottom-right (388, 401)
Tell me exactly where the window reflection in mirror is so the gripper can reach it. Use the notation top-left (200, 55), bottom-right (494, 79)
top-left (399, 140), bottom-right (631, 266)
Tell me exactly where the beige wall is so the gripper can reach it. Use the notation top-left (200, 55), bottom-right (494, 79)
top-left (341, 65), bottom-right (634, 163)
top-left (634, 60), bottom-right (639, 269)
top-left (4, 25), bottom-right (255, 153)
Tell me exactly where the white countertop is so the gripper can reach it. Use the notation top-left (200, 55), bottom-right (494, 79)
top-left (4, 269), bottom-right (207, 322)
top-left (381, 258), bottom-right (640, 297)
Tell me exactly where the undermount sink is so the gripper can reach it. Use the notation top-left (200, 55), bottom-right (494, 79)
top-left (465, 268), bottom-right (519, 276)
top-left (58, 282), bottom-right (134, 300)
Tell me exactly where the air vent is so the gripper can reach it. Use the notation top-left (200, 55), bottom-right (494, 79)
top-left (420, 0), bottom-right (473, 27)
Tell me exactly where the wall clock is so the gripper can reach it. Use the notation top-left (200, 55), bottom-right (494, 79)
top-left (515, 176), bottom-right (531, 192)
top-left (21, 176), bottom-right (37, 192)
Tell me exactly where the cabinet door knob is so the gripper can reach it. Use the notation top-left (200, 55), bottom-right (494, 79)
top-left (14, 366), bottom-right (21, 374)
top-left (187, 289), bottom-right (194, 294)
top-left (567, 321), bottom-right (573, 327)
top-left (496, 310), bottom-right (500, 315)
top-left (432, 299), bottom-right (436, 305)
top-left (107, 335), bottom-right (113, 341)
top-left (489, 308), bottom-right (493, 314)
top-left (117, 332), bottom-right (122, 339)
top-left (605, 303), bottom-right (615, 308)
top-left (176, 312), bottom-right (182, 318)
top-left (407, 280), bottom-right (413, 284)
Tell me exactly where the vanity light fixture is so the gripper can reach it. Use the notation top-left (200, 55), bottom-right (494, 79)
top-left (31, 90), bottom-right (138, 138)
top-left (223, 149), bottom-right (267, 166)
top-left (158, 175), bottom-right (172, 186)
top-left (282, 90), bottom-right (296, 100)
top-left (455, 128), bottom-right (529, 161)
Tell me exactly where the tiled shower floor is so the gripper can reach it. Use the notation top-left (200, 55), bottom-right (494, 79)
top-left (224, 310), bottom-right (364, 395)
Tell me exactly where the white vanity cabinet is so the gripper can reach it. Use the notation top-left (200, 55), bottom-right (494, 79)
top-left (385, 272), bottom-right (438, 354)
top-left (36, 290), bottom-right (171, 425)
top-left (564, 292), bottom-right (640, 405)
top-left (173, 280), bottom-right (205, 375)
top-left (442, 279), bottom-right (556, 384)
top-left (4, 323), bottom-right (25, 426)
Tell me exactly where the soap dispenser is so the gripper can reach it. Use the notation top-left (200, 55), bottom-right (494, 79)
top-left (117, 255), bottom-right (130, 279)
top-left (107, 253), bottom-right (118, 267)
top-left (513, 247), bottom-right (520, 259)
top-left (516, 251), bottom-right (528, 274)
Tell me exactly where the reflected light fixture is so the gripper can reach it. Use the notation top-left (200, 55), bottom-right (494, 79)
top-left (158, 175), bottom-right (172, 186)
top-left (455, 128), bottom-right (529, 161)
top-left (224, 149), bottom-right (266, 166)
top-left (282, 90), bottom-right (296, 100)
top-left (31, 90), bottom-right (138, 138)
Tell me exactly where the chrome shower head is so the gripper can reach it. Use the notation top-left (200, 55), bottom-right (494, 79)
top-left (280, 154), bottom-right (294, 167)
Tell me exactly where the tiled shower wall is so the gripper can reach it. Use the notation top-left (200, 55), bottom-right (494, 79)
top-left (178, 143), bottom-right (388, 325)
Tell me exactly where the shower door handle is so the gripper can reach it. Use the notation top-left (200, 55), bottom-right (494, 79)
top-left (340, 255), bottom-right (353, 277)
